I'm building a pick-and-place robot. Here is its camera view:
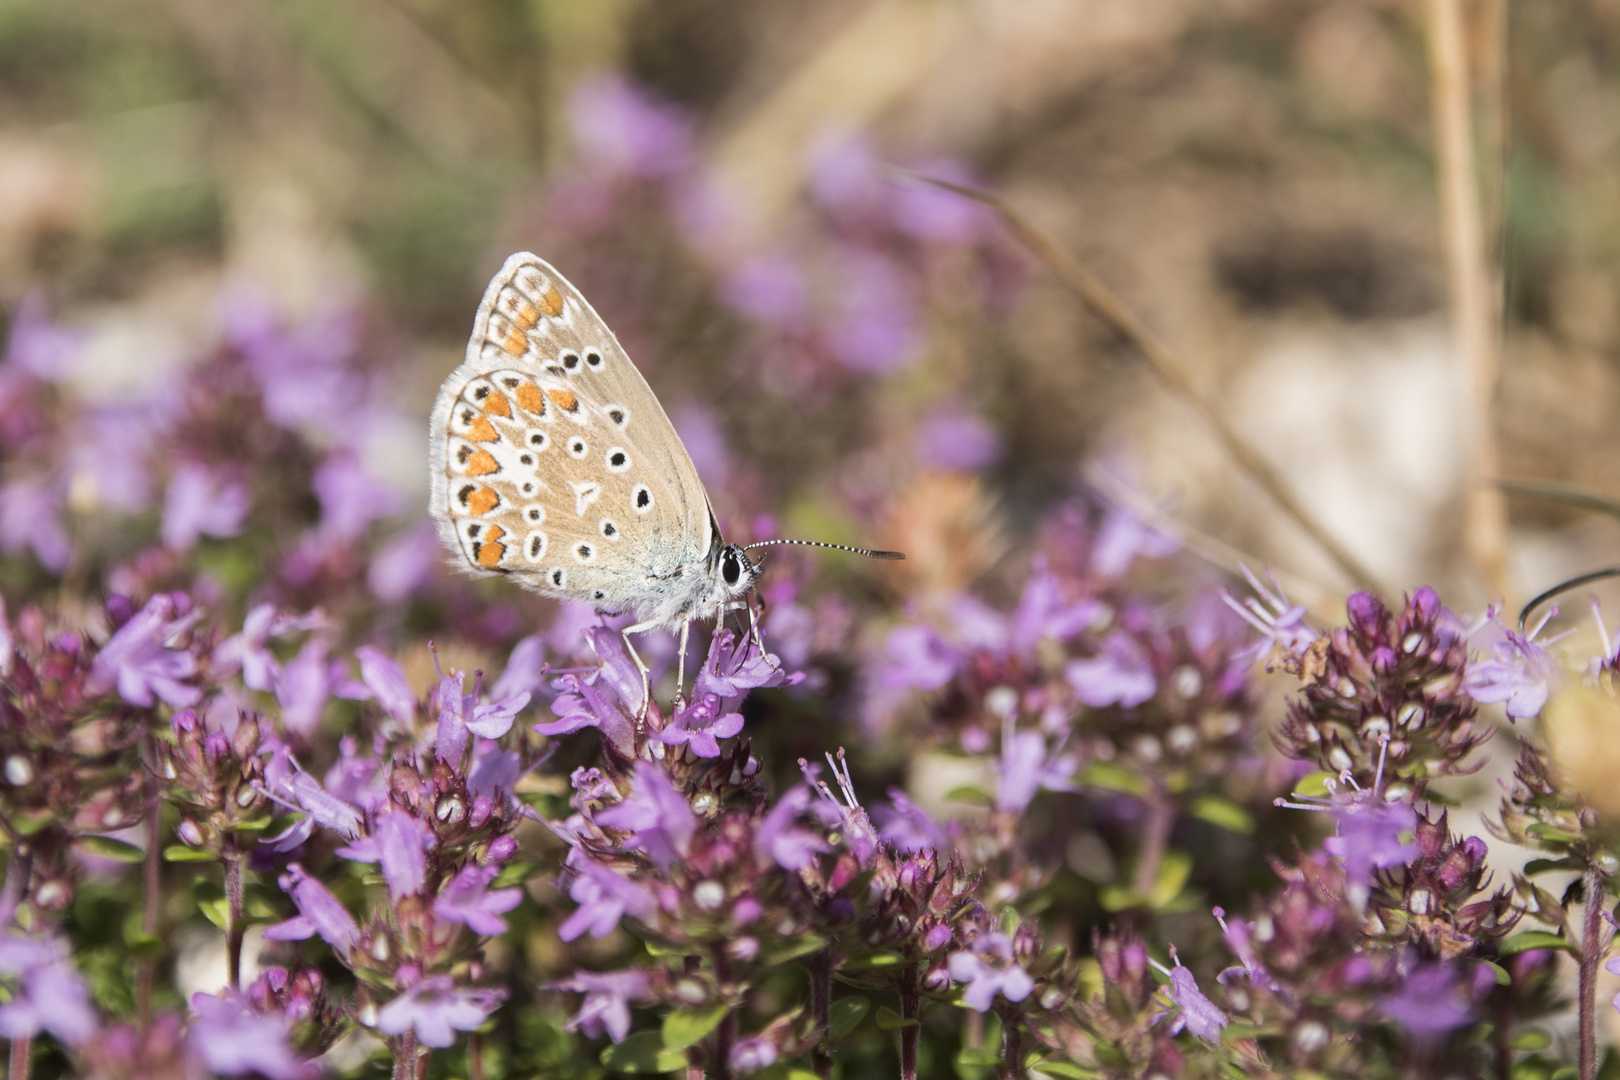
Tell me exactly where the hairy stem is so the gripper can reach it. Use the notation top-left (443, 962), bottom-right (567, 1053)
top-left (392, 1032), bottom-right (420, 1080)
top-left (8, 1036), bottom-right (29, 1080)
top-left (140, 747), bottom-right (161, 1030)
top-left (1580, 863), bottom-right (1605, 1080)
top-left (1132, 792), bottom-right (1174, 900)
top-left (223, 836), bottom-right (244, 990)
top-left (899, 964), bottom-right (920, 1080)
top-left (997, 1004), bottom-right (1022, 1080)
top-left (809, 951), bottom-right (831, 1078)
top-left (469, 1032), bottom-right (485, 1080)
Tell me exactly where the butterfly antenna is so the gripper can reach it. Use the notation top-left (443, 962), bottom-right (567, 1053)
top-left (742, 539), bottom-right (906, 560)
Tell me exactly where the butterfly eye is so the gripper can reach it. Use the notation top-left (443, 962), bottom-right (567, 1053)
top-left (722, 551), bottom-right (742, 586)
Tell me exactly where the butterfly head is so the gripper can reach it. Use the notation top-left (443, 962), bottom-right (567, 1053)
top-left (706, 543), bottom-right (763, 609)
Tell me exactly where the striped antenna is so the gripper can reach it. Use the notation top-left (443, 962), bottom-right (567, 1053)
top-left (742, 539), bottom-right (905, 560)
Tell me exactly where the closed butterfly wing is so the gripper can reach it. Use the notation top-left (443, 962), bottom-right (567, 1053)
top-left (429, 253), bottom-right (715, 616)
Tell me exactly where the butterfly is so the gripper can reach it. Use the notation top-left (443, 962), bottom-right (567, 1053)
top-left (429, 252), bottom-right (904, 712)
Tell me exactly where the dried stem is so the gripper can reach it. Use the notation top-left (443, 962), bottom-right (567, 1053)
top-left (808, 951), bottom-right (831, 1078)
top-left (899, 963), bottom-right (920, 1080)
top-left (1579, 863), bottom-right (1605, 1080)
top-left (223, 835), bottom-right (244, 990)
top-left (901, 172), bottom-right (1385, 594)
top-left (1428, 0), bottom-right (1510, 601)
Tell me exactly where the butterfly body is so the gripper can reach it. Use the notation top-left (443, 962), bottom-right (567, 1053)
top-left (428, 253), bottom-right (760, 641)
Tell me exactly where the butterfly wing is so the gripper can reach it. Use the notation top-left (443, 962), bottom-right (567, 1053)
top-left (428, 253), bottom-right (715, 618)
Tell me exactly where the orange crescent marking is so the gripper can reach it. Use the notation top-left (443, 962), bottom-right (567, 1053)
top-left (547, 389), bottom-right (577, 413)
top-left (503, 326), bottom-right (528, 355)
top-left (514, 303), bottom-right (541, 330)
top-left (465, 416), bottom-right (499, 442)
top-left (538, 283), bottom-right (564, 318)
top-left (514, 383), bottom-right (546, 415)
top-left (482, 393), bottom-right (512, 418)
top-left (464, 449), bottom-right (499, 476)
top-left (465, 487), bottom-right (499, 516)
top-left (477, 525), bottom-right (507, 567)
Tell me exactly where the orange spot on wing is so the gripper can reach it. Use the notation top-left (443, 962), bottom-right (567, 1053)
top-left (547, 389), bottom-right (577, 413)
top-left (465, 416), bottom-right (499, 442)
top-left (538, 283), bottom-right (564, 318)
top-left (464, 449), bottom-right (499, 476)
top-left (482, 393), bottom-right (512, 418)
top-left (503, 326), bottom-right (528, 355)
top-left (477, 525), bottom-right (506, 567)
top-left (465, 487), bottom-right (499, 516)
top-left (514, 382), bottom-right (546, 415)
top-left (514, 303), bottom-right (540, 329)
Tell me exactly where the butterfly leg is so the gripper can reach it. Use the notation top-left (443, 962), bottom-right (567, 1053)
top-left (672, 620), bottom-right (690, 715)
top-left (620, 620), bottom-right (662, 721)
top-left (746, 595), bottom-right (778, 673)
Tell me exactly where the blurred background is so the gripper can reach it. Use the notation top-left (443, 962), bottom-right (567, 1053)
top-left (3, 0), bottom-right (1619, 613)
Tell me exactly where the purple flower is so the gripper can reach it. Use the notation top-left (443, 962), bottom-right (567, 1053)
top-left (1323, 793), bottom-right (1418, 893)
top-left (892, 161), bottom-right (989, 244)
top-left (375, 975), bottom-right (504, 1049)
top-left (803, 752), bottom-right (881, 866)
top-left (1065, 630), bottom-right (1156, 708)
top-left (435, 864), bottom-right (522, 936)
top-left (87, 593), bottom-right (201, 708)
top-left (594, 762), bottom-right (697, 870)
top-left (1378, 963), bottom-right (1476, 1035)
top-left (828, 248), bottom-right (919, 374)
top-left (468, 749), bottom-right (522, 801)
top-left (374, 812), bottom-right (434, 901)
top-left (436, 669), bottom-right (530, 763)
top-left (553, 970), bottom-right (652, 1043)
top-left (274, 638), bottom-right (337, 737)
top-left (287, 768), bottom-right (364, 839)
top-left (873, 789), bottom-right (947, 854)
top-left (671, 403), bottom-right (732, 492)
top-left (1010, 558), bottom-right (1102, 660)
top-left (1162, 955), bottom-right (1226, 1043)
top-left (368, 523), bottom-right (442, 603)
top-left (1465, 626), bottom-right (1555, 720)
top-left (188, 991), bottom-right (311, 1079)
top-left (492, 633), bottom-right (549, 701)
top-left (5, 291), bottom-right (85, 380)
top-left (996, 729), bottom-right (1065, 813)
top-left (918, 401), bottom-right (1001, 472)
top-left (161, 463), bottom-right (248, 551)
top-left (312, 453), bottom-right (399, 544)
top-left (356, 646), bottom-right (415, 725)
top-left (877, 625), bottom-right (959, 692)
top-left (1090, 504), bottom-right (1179, 580)
top-left (567, 74), bottom-right (691, 178)
top-left (947, 933), bottom-right (1034, 1011)
top-left (0, 933), bottom-right (95, 1046)
top-left (693, 629), bottom-right (792, 700)
top-left (658, 693), bottom-right (744, 758)
top-left (213, 604), bottom-right (324, 692)
top-left (806, 131), bottom-right (887, 222)
top-left (720, 254), bottom-right (808, 329)
top-left (538, 672), bottom-right (636, 757)
top-left (0, 477), bottom-right (72, 571)
top-left (730, 1036), bottom-right (777, 1072)
top-left (264, 864), bottom-right (360, 957)
top-left (558, 859), bottom-right (658, 941)
top-left (755, 787), bottom-right (830, 870)
top-left (73, 405), bottom-right (162, 514)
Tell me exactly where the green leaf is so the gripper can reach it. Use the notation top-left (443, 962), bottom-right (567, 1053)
top-left (843, 950), bottom-right (903, 970)
top-left (1148, 850), bottom-right (1193, 911)
top-left (1479, 960), bottom-right (1512, 986)
top-left (163, 845), bottom-right (217, 863)
top-left (662, 1004), bottom-right (728, 1052)
top-left (767, 935), bottom-right (826, 963)
top-left (875, 1006), bottom-right (919, 1031)
top-left (945, 785), bottom-right (994, 807)
top-left (492, 860), bottom-right (539, 890)
top-left (1495, 479), bottom-right (1620, 524)
top-left (1079, 761), bottom-right (1149, 798)
top-left (1291, 771), bottom-right (1334, 798)
top-left (958, 1048), bottom-right (1002, 1066)
top-left (1031, 1062), bottom-right (1098, 1079)
top-left (1190, 795), bottom-right (1254, 835)
top-left (1499, 931), bottom-right (1577, 956)
top-left (1510, 1031), bottom-right (1553, 1051)
top-left (77, 835), bottom-right (145, 864)
top-left (227, 816), bottom-right (273, 834)
top-left (828, 996), bottom-right (869, 1040)
top-left (601, 1031), bottom-right (686, 1074)
top-left (1526, 823), bottom-right (1581, 844)
top-left (1523, 858), bottom-right (1579, 877)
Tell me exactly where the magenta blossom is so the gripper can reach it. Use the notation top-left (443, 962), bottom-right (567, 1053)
top-left (553, 970), bottom-right (653, 1043)
top-left (375, 975), bottom-right (504, 1049)
top-left (188, 990), bottom-right (313, 1079)
top-left (435, 864), bottom-right (522, 936)
top-left (86, 593), bottom-right (201, 708)
top-left (948, 933), bottom-right (1034, 1011)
